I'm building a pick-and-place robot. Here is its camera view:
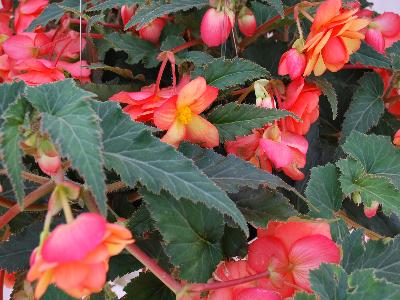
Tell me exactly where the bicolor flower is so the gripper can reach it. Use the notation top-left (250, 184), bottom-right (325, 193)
top-left (281, 77), bottom-right (321, 135)
top-left (139, 18), bottom-right (167, 44)
top-left (364, 201), bottom-right (379, 218)
top-left (201, 7), bottom-right (235, 47)
top-left (303, 0), bottom-right (369, 76)
top-left (278, 48), bottom-right (307, 80)
top-left (249, 220), bottom-right (341, 297)
top-left (154, 77), bottom-right (219, 148)
top-left (238, 7), bottom-right (257, 37)
top-left (27, 213), bottom-right (134, 299)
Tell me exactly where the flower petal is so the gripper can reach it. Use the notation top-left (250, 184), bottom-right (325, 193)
top-left (177, 77), bottom-right (207, 108)
top-left (186, 114), bottom-right (219, 148)
top-left (153, 97), bottom-right (178, 130)
top-left (161, 120), bottom-right (186, 148)
top-left (259, 139), bottom-right (293, 169)
top-left (234, 288), bottom-right (282, 300)
top-left (311, 0), bottom-right (342, 31)
top-left (189, 85), bottom-right (219, 114)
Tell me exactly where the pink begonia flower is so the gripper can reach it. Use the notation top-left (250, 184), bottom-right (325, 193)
top-left (154, 76), bottom-right (219, 148)
top-left (226, 125), bottom-right (309, 180)
top-left (201, 7), bottom-right (235, 47)
top-left (365, 12), bottom-right (400, 53)
top-left (2, 33), bottom-right (51, 60)
top-left (50, 30), bottom-right (87, 60)
top-left (110, 74), bottom-right (190, 123)
top-left (238, 7), bottom-right (257, 37)
top-left (12, 59), bottom-right (65, 85)
top-left (249, 220), bottom-right (340, 297)
top-left (281, 77), bottom-right (321, 135)
top-left (364, 201), bottom-right (379, 218)
top-left (278, 49), bottom-right (307, 80)
top-left (14, 0), bottom-right (49, 33)
top-left (27, 213), bottom-right (134, 299)
top-left (57, 60), bottom-right (91, 83)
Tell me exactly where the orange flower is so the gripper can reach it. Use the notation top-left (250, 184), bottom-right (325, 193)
top-left (27, 213), bottom-right (134, 299)
top-left (154, 77), bottom-right (219, 148)
top-left (303, 0), bottom-right (369, 76)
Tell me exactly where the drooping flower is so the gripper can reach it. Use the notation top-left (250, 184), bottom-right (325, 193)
top-left (110, 74), bottom-right (190, 122)
top-left (14, 0), bottom-right (49, 33)
top-left (226, 125), bottom-right (308, 180)
top-left (278, 48), bottom-right (307, 80)
top-left (365, 12), bottom-right (400, 53)
top-left (248, 220), bottom-right (341, 297)
top-left (281, 77), bottom-right (321, 135)
top-left (27, 213), bottom-right (134, 299)
top-left (35, 139), bottom-right (62, 176)
top-left (154, 76), bottom-right (219, 148)
top-left (200, 7), bottom-right (235, 47)
top-left (238, 7), bottom-right (257, 37)
top-left (303, 0), bottom-right (369, 76)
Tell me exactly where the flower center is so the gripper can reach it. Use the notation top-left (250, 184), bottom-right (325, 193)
top-left (177, 106), bottom-right (192, 125)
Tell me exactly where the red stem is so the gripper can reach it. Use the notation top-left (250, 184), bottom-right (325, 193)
top-left (82, 33), bottom-right (104, 39)
top-left (0, 270), bottom-right (4, 300)
top-left (70, 18), bottom-right (123, 30)
top-left (155, 58), bottom-right (169, 93)
top-left (125, 243), bottom-right (182, 293)
top-left (239, 6), bottom-right (295, 51)
top-left (187, 270), bottom-right (270, 293)
top-left (0, 181), bottom-right (55, 230)
top-left (171, 39), bottom-right (203, 54)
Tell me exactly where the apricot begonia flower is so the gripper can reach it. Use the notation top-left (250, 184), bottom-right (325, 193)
top-left (154, 77), bottom-right (219, 148)
top-left (27, 213), bottom-right (134, 299)
top-left (303, 0), bottom-right (369, 76)
top-left (110, 74), bottom-right (190, 122)
top-left (249, 221), bottom-right (340, 297)
top-left (281, 77), bottom-right (321, 135)
top-left (14, 0), bottom-right (49, 33)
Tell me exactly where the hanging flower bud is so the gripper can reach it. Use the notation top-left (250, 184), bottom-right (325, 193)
top-left (364, 201), bottom-right (379, 218)
top-left (36, 140), bottom-right (61, 176)
top-left (238, 7), bottom-right (257, 37)
top-left (139, 18), bottom-right (166, 44)
top-left (278, 39), bottom-right (307, 80)
top-left (200, 8), bottom-right (235, 47)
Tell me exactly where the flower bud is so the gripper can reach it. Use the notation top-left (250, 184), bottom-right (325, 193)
top-left (139, 18), bottom-right (166, 44)
top-left (352, 191), bottom-right (362, 205)
top-left (121, 5), bottom-right (137, 26)
top-left (36, 140), bottom-right (61, 176)
top-left (200, 8), bottom-right (235, 47)
top-left (254, 79), bottom-right (274, 108)
top-left (238, 7), bottom-right (257, 37)
top-left (365, 28), bottom-right (385, 53)
top-left (278, 48), bottom-right (307, 80)
top-left (364, 201), bottom-right (379, 218)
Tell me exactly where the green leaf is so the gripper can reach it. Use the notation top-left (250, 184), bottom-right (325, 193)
top-left (310, 264), bottom-right (348, 300)
top-left (80, 83), bottom-right (138, 101)
top-left (343, 233), bottom-right (400, 285)
top-left (337, 158), bottom-right (400, 215)
top-left (0, 222), bottom-right (41, 272)
top-left (387, 41), bottom-right (400, 70)
top-left (207, 103), bottom-right (294, 142)
top-left (93, 101), bottom-right (248, 234)
top-left (107, 254), bottom-right (139, 281)
top-left (87, 0), bottom-right (142, 11)
top-left (342, 131), bottom-right (400, 190)
top-left (0, 98), bottom-right (29, 206)
top-left (196, 58), bottom-right (269, 90)
top-left (221, 225), bottom-right (248, 258)
top-left (294, 293), bottom-right (317, 300)
top-left (179, 142), bottom-right (293, 192)
top-left (229, 187), bottom-right (297, 227)
top-left (262, 0), bottom-right (284, 17)
top-left (125, 0), bottom-right (209, 30)
top-left (312, 77), bottom-right (338, 119)
top-left (142, 189), bottom-right (224, 282)
top-left (305, 163), bottom-right (342, 218)
top-left (124, 273), bottom-right (175, 300)
top-left (348, 269), bottom-right (400, 300)
top-left (160, 35), bottom-right (186, 51)
top-left (42, 285), bottom-right (75, 300)
top-left (105, 33), bottom-right (158, 67)
top-left (342, 73), bottom-right (385, 137)
top-left (350, 42), bottom-right (391, 69)
top-left (0, 82), bottom-right (26, 127)
top-left (26, 80), bottom-right (107, 213)
top-left (251, 1), bottom-right (278, 25)
top-left (176, 51), bottom-right (214, 66)
top-left (127, 205), bottom-right (154, 237)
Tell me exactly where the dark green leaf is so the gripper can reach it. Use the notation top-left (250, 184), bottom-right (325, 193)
top-left (87, 0), bottom-right (143, 11)
top-left (42, 285), bottom-right (75, 300)
top-left (310, 264), bottom-right (348, 300)
top-left (387, 41), bottom-right (400, 70)
top-left (262, 0), bottom-right (284, 17)
top-left (251, 1), bottom-right (278, 25)
top-left (0, 82), bottom-right (25, 127)
top-left (176, 51), bottom-right (214, 66)
top-left (93, 101), bottom-right (248, 234)
top-left (350, 42), bottom-right (391, 69)
top-left (305, 163), bottom-right (342, 218)
top-left (221, 225), bottom-right (247, 258)
top-left (124, 272), bottom-right (175, 300)
top-left (196, 58), bottom-right (269, 90)
top-left (142, 189), bottom-right (224, 282)
top-left (342, 73), bottom-right (385, 137)
top-left (26, 80), bottom-right (107, 213)
top-left (294, 293), bottom-right (317, 300)
top-left (312, 77), bottom-right (338, 119)
top-left (207, 103), bottom-right (294, 142)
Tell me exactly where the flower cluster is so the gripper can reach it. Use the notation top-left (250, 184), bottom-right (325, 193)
top-left (203, 220), bottom-right (340, 299)
top-left (0, 0), bottom-right (90, 85)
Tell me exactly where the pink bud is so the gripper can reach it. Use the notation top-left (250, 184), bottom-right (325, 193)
top-left (139, 18), bottom-right (166, 44)
top-left (364, 201), bottom-right (379, 218)
top-left (121, 5), bottom-right (137, 27)
top-left (37, 153), bottom-right (61, 176)
top-left (365, 28), bottom-right (385, 53)
top-left (278, 48), bottom-right (307, 80)
top-left (200, 8), bottom-right (235, 47)
top-left (238, 7), bottom-right (257, 37)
